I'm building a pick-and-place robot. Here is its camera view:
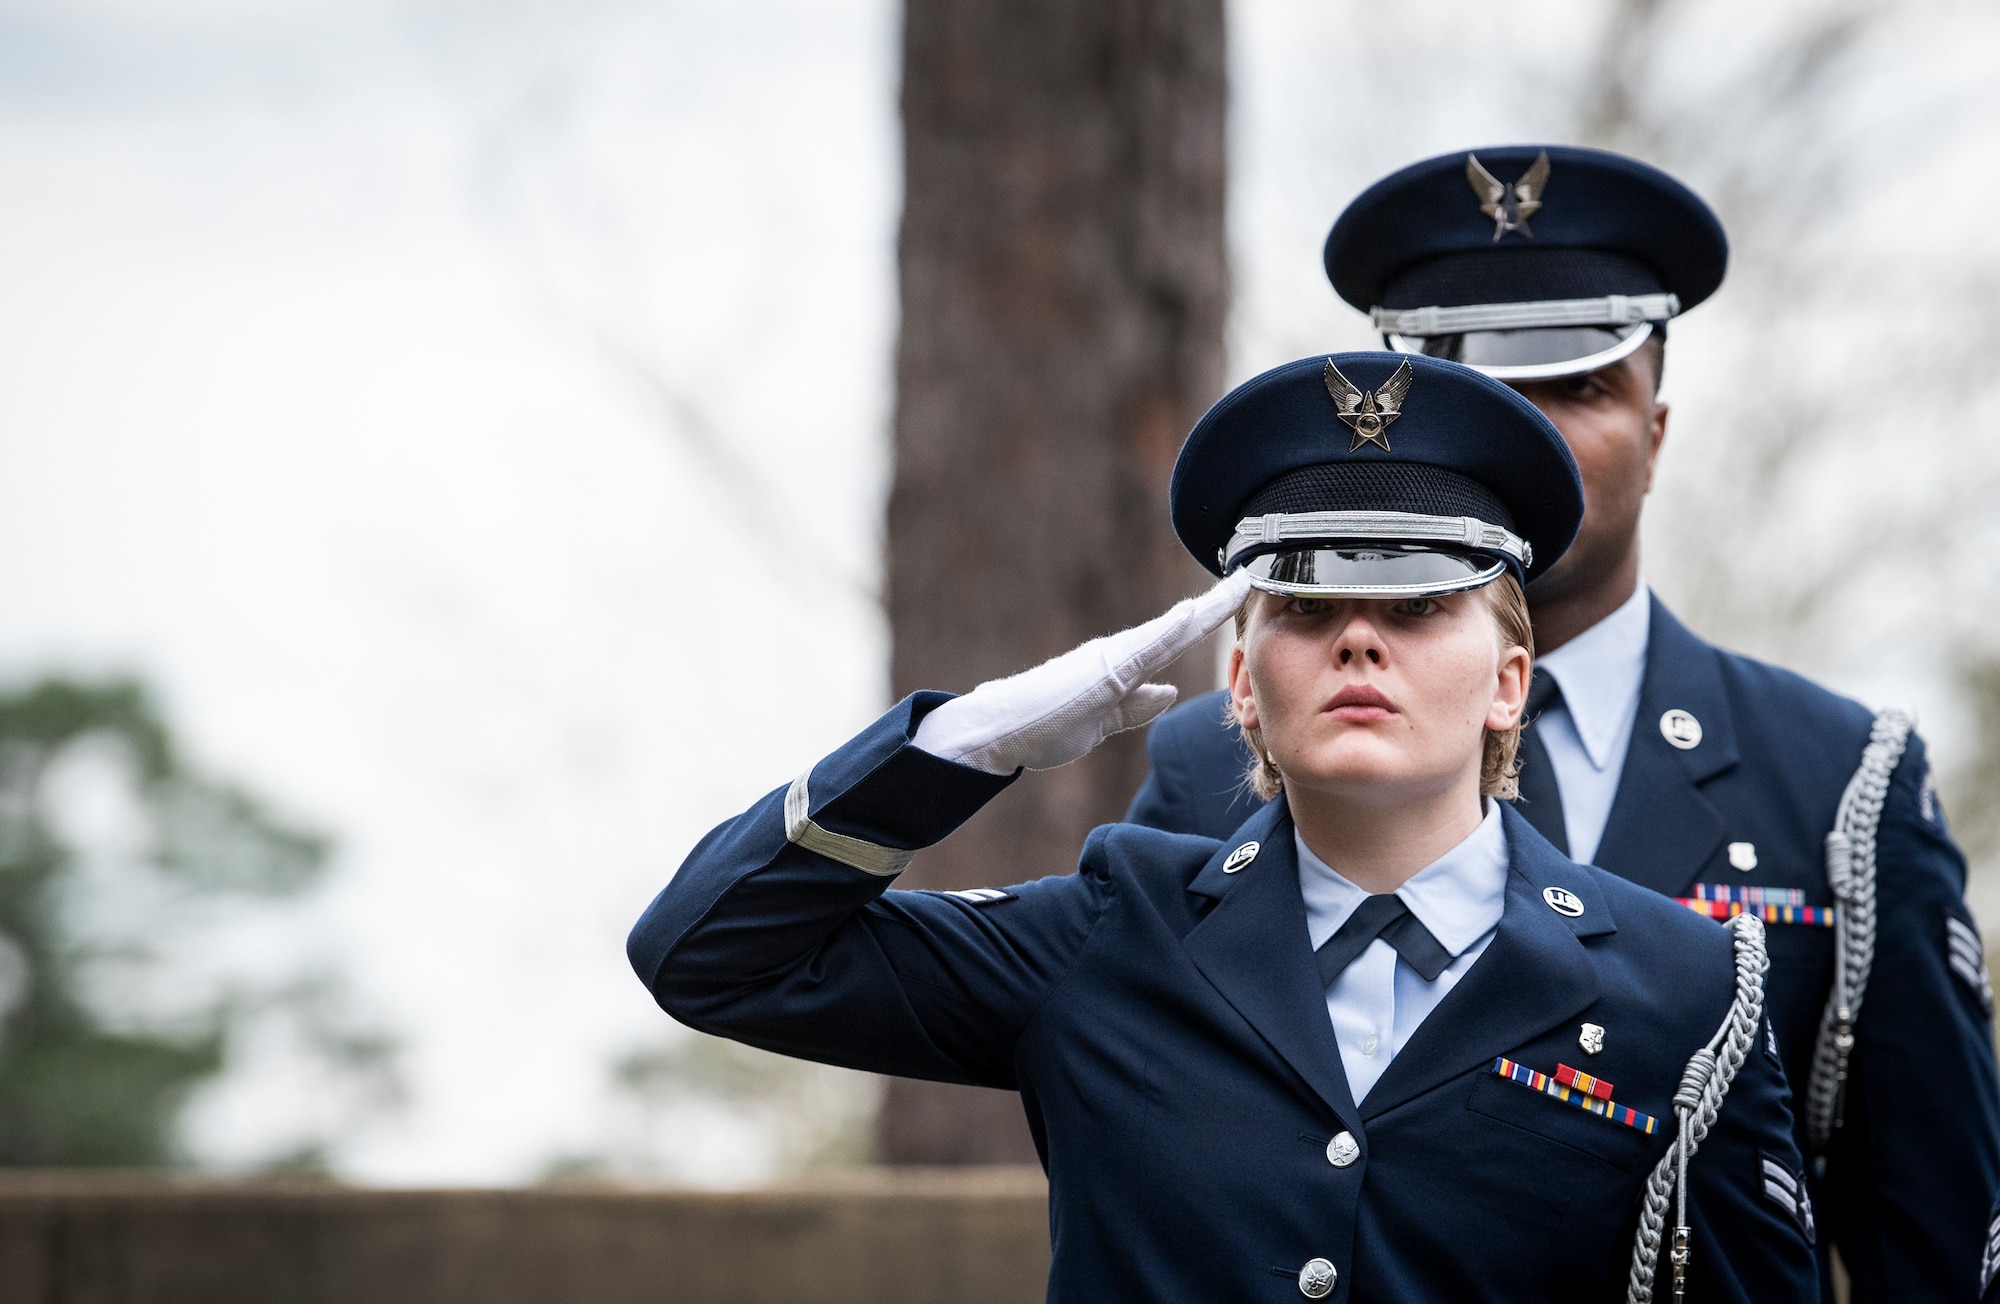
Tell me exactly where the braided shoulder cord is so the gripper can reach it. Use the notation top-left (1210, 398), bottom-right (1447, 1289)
top-left (1626, 913), bottom-right (1770, 1304)
top-left (1805, 709), bottom-right (1914, 1157)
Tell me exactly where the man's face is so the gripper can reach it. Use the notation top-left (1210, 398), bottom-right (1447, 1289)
top-left (1506, 344), bottom-right (1668, 604)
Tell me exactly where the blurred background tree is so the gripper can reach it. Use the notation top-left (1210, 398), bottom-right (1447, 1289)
top-left (882, 0), bottom-right (1227, 1165)
top-left (0, 678), bottom-right (399, 1168)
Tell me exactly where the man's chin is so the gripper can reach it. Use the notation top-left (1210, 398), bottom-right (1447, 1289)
top-left (1525, 549), bottom-right (1605, 608)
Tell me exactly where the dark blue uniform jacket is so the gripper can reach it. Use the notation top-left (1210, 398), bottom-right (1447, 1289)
top-left (631, 692), bottom-right (1817, 1303)
top-left (1127, 596), bottom-right (2000, 1301)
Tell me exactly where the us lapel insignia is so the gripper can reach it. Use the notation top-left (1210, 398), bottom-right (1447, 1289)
top-left (1542, 886), bottom-right (1584, 918)
top-left (1324, 359), bottom-right (1413, 453)
top-left (1579, 1022), bottom-right (1605, 1056)
top-left (1659, 708), bottom-right (1703, 750)
top-left (1491, 1057), bottom-right (1657, 1133)
top-left (1466, 149), bottom-right (1551, 241)
top-left (1222, 841), bottom-right (1260, 874)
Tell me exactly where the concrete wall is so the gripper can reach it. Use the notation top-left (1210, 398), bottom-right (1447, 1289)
top-left (0, 1167), bottom-right (1051, 1304)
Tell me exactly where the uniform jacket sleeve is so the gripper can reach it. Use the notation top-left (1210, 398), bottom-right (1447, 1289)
top-left (1684, 1010), bottom-right (1823, 1301)
top-left (1828, 733), bottom-right (2000, 1302)
top-left (627, 692), bottom-right (1107, 1090)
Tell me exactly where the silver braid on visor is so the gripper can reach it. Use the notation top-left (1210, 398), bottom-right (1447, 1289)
top-left (1223, 510), bottom-right (1531, 598)
top-left (1374, 295), bottom-right (1676, 382)
top-left (1371, 293), bottom-right (1680, 336)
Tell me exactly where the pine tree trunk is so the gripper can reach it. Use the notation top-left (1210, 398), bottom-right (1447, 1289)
top-left (882, 0), bottom-right (1228, 1164)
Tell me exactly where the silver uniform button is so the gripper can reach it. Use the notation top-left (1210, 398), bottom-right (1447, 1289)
top-left (1298, 1258), bottom-right (1338, 1299)
top-left (1325, 1131), bottom-right (1360, 1168)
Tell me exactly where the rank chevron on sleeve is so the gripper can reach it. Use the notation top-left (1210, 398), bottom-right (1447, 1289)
top-left (1491, 1057), bottom-right (1658, 1134)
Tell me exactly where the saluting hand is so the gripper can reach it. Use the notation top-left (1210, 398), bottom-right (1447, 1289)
top-left (912, 570), bottom-right (1255, 775)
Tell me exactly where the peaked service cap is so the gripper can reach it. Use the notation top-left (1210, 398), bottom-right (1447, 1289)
top-left (1171, 352), bottom-right (1582, 598)
top-left (1324, 144), bottom-right (1728, 380)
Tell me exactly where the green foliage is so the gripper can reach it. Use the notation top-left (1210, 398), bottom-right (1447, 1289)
top-left (0, 676), bottom-right (353, 1166)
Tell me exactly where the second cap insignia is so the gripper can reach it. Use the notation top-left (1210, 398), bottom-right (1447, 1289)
top-left (1466, 149), bottom-right (1551, 241)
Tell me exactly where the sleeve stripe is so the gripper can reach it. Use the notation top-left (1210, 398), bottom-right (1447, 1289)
top-left (1981, 1205), bottom-right (2000, 1295)
top-left (1758, 1150), bottom-right (1816, 1243)
top-left (784, 771), bottom-right (917, 878)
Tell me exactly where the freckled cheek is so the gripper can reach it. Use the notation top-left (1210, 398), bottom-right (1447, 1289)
top-left (1244, 635), bottom-right (1315, 714)
top-left (1396, 639), bottom-right (1494, 740)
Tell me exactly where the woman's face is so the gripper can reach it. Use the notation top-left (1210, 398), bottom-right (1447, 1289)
top-left (1229, 589), bottom-right (1530, 808)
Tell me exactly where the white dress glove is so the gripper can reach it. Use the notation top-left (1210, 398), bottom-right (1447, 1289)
top-left (911, 570), bottom-right (1254, 775)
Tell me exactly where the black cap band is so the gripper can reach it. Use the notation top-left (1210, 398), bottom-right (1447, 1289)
top-left (1243, 462), bottom-right (1515, 531)
top-left (1383, 247), bottom-right (1665, 311)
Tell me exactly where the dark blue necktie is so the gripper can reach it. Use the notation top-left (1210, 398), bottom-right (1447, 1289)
top-left (1315, 893), bottom-right (1454, 986)
top-left (1511, 669), bottom-right (1570, 855)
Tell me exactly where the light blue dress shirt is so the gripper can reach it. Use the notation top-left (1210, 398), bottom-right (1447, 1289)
top-left (1295, 800), bottom-right (1509, 1102)
top-left (1533, 582), bottom-right (1651, 865)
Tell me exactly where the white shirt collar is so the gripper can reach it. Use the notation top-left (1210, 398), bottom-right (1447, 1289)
top-left (1534, 583), bottom-right (1652, 770)
top-left (1295, 800), bottom-right (1511, 958)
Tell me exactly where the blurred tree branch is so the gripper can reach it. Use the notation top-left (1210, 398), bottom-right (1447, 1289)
top-left (0, 679), bottom-right (400, 1168)
top-left (407, 0), bottom-right (879, 602)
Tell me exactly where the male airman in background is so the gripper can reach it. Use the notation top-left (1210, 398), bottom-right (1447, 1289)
top-left (1128, 146), bottom-right (2000, 1300)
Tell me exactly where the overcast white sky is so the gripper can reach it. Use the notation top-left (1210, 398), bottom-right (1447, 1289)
top-left (0, 0), bottom-right (899, 1183)
top-left (1, 0), bottom-right (1995, 1185)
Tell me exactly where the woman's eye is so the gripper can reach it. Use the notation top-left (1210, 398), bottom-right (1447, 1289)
top-left (1289, 597), bottom-right (1333, 616)
top-left (1392, 597), bottom-right (1438, 618)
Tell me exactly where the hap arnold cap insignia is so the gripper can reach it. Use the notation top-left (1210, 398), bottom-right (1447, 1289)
top-left (1324, 358), bottom-right (1413, 453)
top-left (1466, 149), bottom-right (1551, 241)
